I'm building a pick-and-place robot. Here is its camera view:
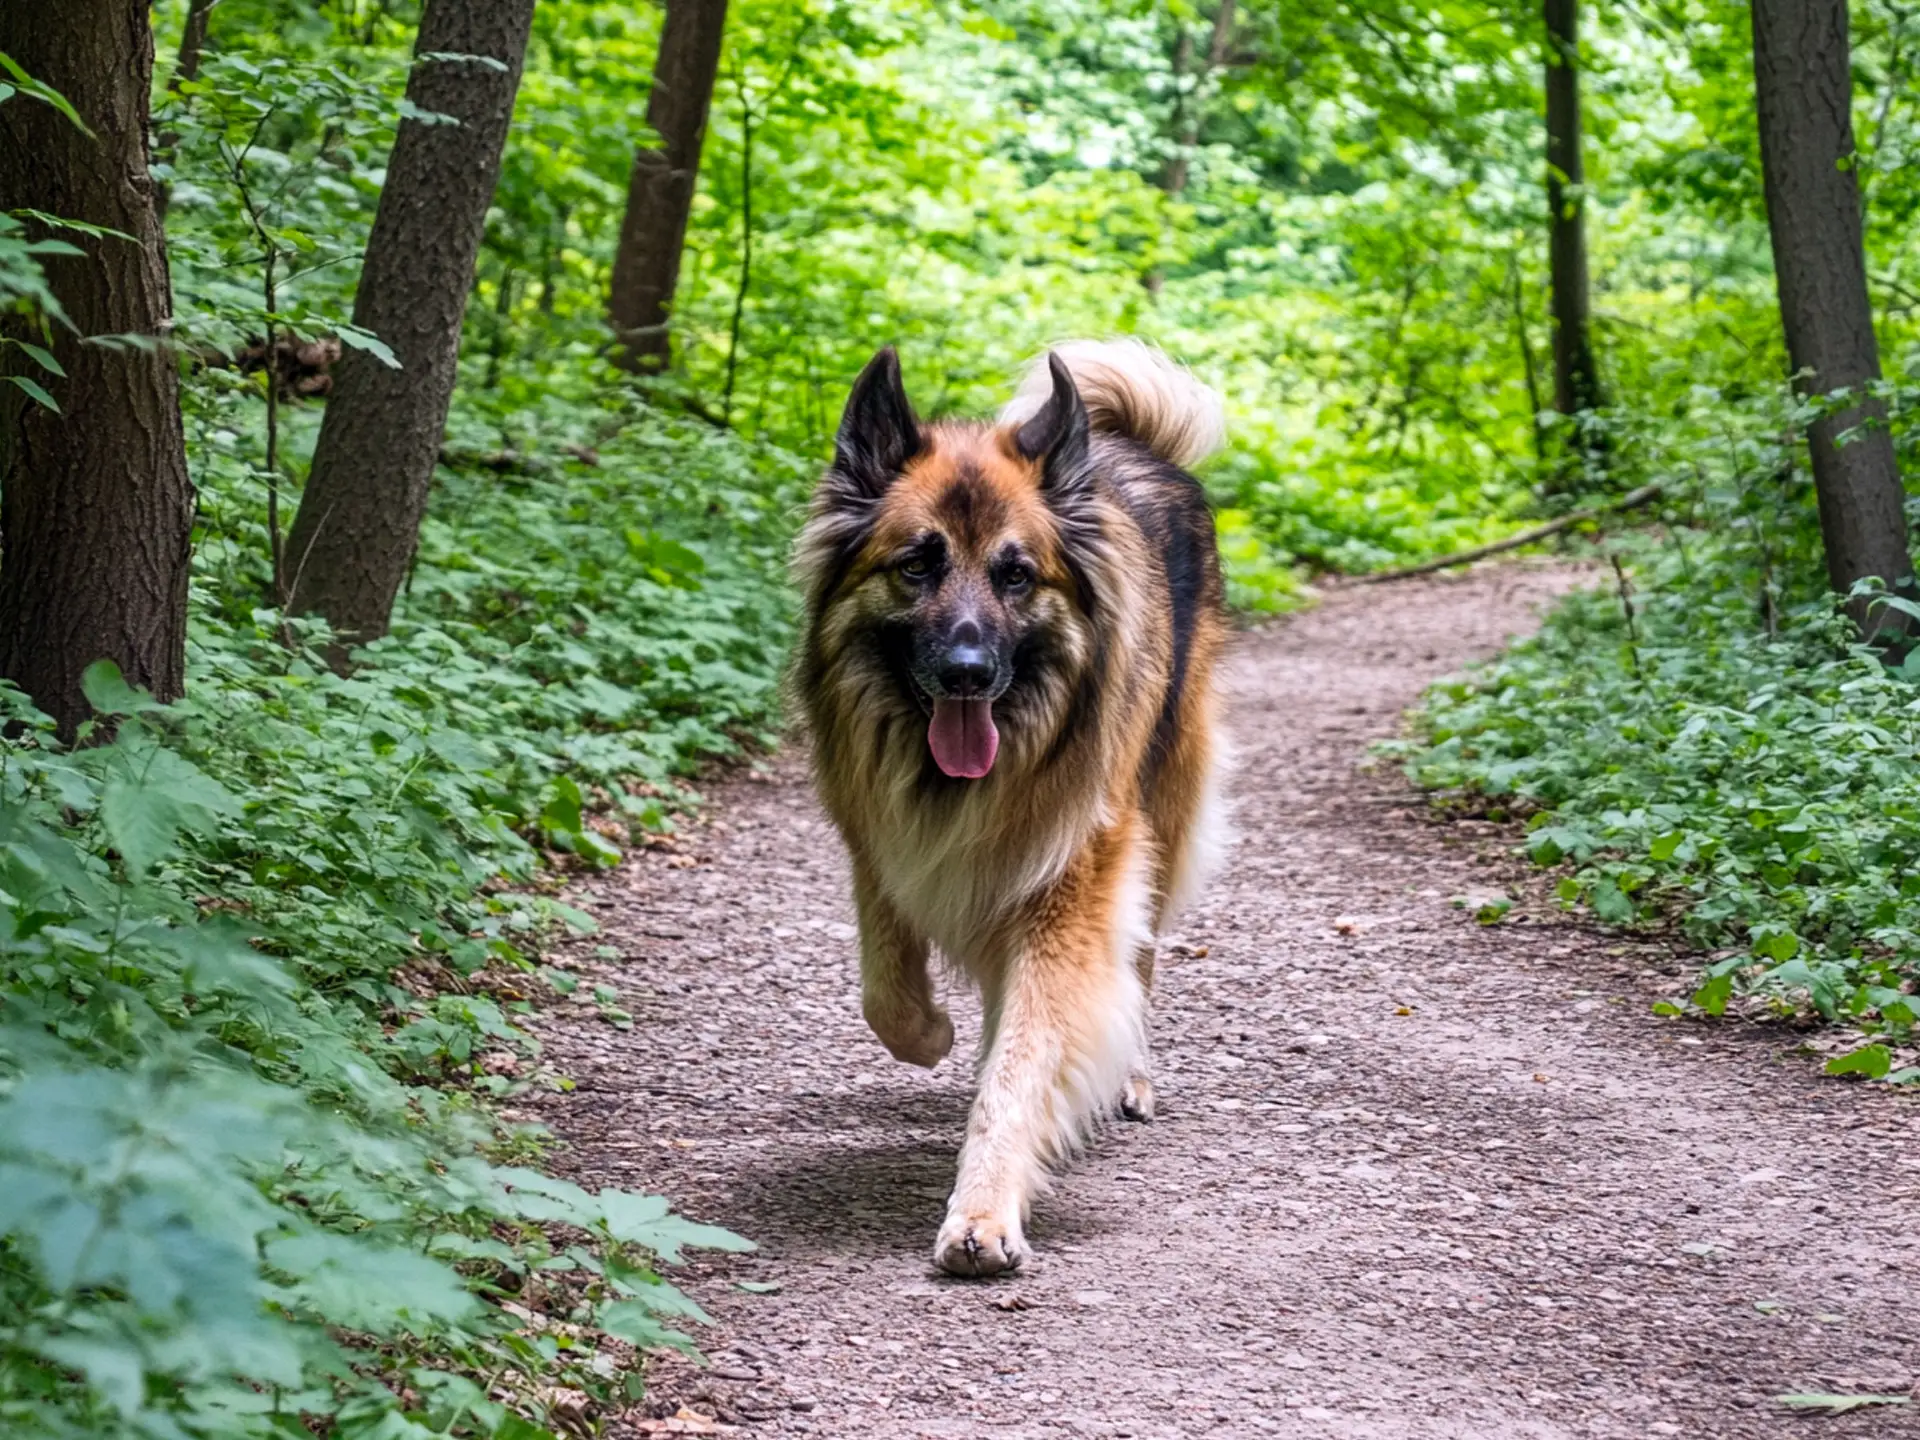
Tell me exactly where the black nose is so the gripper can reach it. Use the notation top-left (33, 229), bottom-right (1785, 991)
top-left (939, 644), bottom-right (995, 697)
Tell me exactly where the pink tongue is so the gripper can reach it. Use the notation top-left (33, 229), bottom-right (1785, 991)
top-left (928, 698), bottom-right (999, 779)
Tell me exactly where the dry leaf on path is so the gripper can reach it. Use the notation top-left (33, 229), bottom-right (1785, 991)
top-left (633, 1406), bottom-right (740, 1435)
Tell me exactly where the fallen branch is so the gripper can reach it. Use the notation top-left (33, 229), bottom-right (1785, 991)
top-left (1353, 482), bottom-right (1665, 585)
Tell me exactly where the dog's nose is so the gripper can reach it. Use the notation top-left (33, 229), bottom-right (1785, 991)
top-left (939, 644), bottom-right (995, 697)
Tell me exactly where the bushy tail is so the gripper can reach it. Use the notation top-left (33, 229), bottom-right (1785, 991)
top-left (1001, 339), bottom-right (1226, 469)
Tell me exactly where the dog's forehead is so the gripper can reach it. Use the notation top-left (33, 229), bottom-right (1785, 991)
top-left (879, 426), bottom-right (1046, 556)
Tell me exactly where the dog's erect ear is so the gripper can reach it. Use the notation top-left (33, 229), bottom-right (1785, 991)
top-left (1014, 353), bottom-right (1091, 500)
top-left (829, 346), bottom-right (922, 502)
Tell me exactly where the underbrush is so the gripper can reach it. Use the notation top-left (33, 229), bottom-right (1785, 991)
top-left (1407, 530), bottom-right (1920, 1071)
top-left (0, 390), bottom-right (798, 1438)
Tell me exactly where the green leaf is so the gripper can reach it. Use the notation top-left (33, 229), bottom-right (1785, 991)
top-left (601, 1191), bottom-right (754, 1263)
top-left (1690, 972), bottom-right (1733, 1017)
top-left (1589, 880), bottom-right (1633, 924)
top-left (336, 323), bottom-right (401, 368)
top-left (493, 1416), bottom-right (561, 1440)
top-left (1775, 1394), bottom-right (1910, 1414)
top-left (80, 660), bottom-right (163, 716)
top-left (7, 373), bottom-right (59, 411)
top-left (0, 52), bottom-right (93, 135)
top-left (11, 339), bottom-right (64, 375)
top-left (541, 776), bottom-right (583, 835)
top-left (96, 742), bottom-right (239, 879)
top-left (574, 829), bottom-right (622, 868)
top-left (99, 780), bottom-right (182, 879)
top-left (1824, 1045), bottom-right (1892, 1080)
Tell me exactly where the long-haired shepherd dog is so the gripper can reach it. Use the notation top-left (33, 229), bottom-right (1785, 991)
top-left (791, 339), bottom-right (1230, 1276)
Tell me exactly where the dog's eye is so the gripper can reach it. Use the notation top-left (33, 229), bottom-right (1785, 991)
top-left (1001, 563), bottom-right (1033, 592)
top-left (900, 555), bottom-right (934, 580)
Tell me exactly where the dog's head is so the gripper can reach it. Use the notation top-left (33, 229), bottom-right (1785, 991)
top-left (796, 347), bottom-right (1109, 782)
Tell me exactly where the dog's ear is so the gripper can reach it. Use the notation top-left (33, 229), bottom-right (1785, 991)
top-left (1014, 353), bottom-right (1092, 501)
top-left (828, 346), bottom-right (922, 503)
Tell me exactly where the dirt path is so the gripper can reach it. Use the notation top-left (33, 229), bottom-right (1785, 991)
top-left (526, 564), bottom-right (1919, 1440)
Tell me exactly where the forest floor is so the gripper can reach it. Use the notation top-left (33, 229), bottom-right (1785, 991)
top-left (522, 563), bottom-right (1919, 1440)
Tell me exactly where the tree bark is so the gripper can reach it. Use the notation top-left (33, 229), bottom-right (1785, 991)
top-left (1544, 0), bottom-right (1605, 424)
top-left (283, 0), bottom-right (535, 650)
top-left (1146, 0), bottom-right (1234, 296)
top-left (0, 1), bottom-right (195, 738)
top-left (174, 0), bottom-right (217, 88)
top-left (608, 0), bottom-right (730, 374)
top-left (1753, 0), bottom-right (1916, 638)
top-left (1159, 0), bottom-right (1235, 200)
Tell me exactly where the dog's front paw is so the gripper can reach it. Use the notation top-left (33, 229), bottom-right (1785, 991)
top-left (864, 998), bottom-right (955, 1069)
top-left (933, 1210), bottom-right (1026, 1278)
top-left (1120, 1069), bottom-right (1156, 1122)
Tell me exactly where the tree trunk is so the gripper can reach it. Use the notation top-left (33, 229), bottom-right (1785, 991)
top-left (1544, 0), bottom-right (1605, 426)
top-left (1753, 0), bottom-right (1916, 638)
top-left (174, 0), bottom-right (217, 87)
top-left (0, 1), bottom-right (195, 739)
top-left (1146, 0), bottom-right (1234, 296)
top-left (282, 0), bottom-right (535, 650)
top-left (1159, 0), bottom-right (1235, 200)
top-left (608, 0), bottom-right (731, 373)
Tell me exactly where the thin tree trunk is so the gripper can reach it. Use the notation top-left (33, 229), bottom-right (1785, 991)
top-left (1160, 0), bottom-right (1235, 199)
top-left (1147, 0), bottom-right (1234, 295)
top-left (1544, 0), bottom-right (1605, 434)
top-left (283, 0), bottom-right (535, 651)
top-left (1753, 0), bottom-right (1916, 639)
top-left (722, 88), bottom-right (752, 426)
top-left (1510, 257), bottom-right (1547, 463)
top-left (0, 1), bottom-right (195, 738)
top-left (609, 0), bottom-right (731, 373)
top-left (174, 0), bottom-right (217, 87)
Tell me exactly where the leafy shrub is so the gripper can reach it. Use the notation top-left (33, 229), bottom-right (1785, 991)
top-left (0, 620), bottom-right (764, 1437)
top-left (1, 362), bottom-right (800, 1434)
top-left (1406, 394), bottom-right (1920, 1041)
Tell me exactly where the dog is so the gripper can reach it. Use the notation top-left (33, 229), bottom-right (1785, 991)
top-left (791, 339), bottom-right (1229, 1276)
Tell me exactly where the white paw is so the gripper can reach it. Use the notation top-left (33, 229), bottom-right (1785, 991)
top-left (933, 1208), bottom-right (1027, 1278)
top-left (1120, 1069), bottom-right (1155, 1122)
top-left (863, 998), bottom-right (955, 1069)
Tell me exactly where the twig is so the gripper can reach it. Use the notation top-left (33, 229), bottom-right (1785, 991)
top-left (1610, 553), bottom-right (1642, 679)
top-left (1353, 482), bottom-right (1664, 585)
top-left (721, 78), bottom-right (752, 427)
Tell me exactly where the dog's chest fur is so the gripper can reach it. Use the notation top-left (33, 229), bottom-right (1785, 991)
top-left (844, 773), bottom-right (1117, 969)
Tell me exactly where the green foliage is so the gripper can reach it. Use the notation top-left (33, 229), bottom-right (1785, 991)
top-left (1406, 381), bottom-right (1919, 1040)
top-left (0, 620), bottom-right (759, 1435)
top-left (9, 36), bottom-right (797, 1428)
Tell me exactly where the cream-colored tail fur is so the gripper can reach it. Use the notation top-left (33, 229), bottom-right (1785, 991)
top-left (1002, 338), bottom-right (1227, 469)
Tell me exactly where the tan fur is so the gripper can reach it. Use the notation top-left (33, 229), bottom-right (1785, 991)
top-left (793, 344), bottom-right (1230, 1276)
top-left (1001, 338), bottom-right (1227, 470)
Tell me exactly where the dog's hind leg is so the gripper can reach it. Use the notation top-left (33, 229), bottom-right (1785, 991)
top-left (851, 853), bottom-right (953, 1069)
top-left (934, 820), bottom-right (1150, 1277)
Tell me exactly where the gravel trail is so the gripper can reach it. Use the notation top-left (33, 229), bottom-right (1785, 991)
top-left (526, 563), bottom-right (1918, 1440)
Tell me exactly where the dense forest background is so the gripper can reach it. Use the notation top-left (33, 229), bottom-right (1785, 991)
top-left (1, 0), bottom-right (1917, 1435)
